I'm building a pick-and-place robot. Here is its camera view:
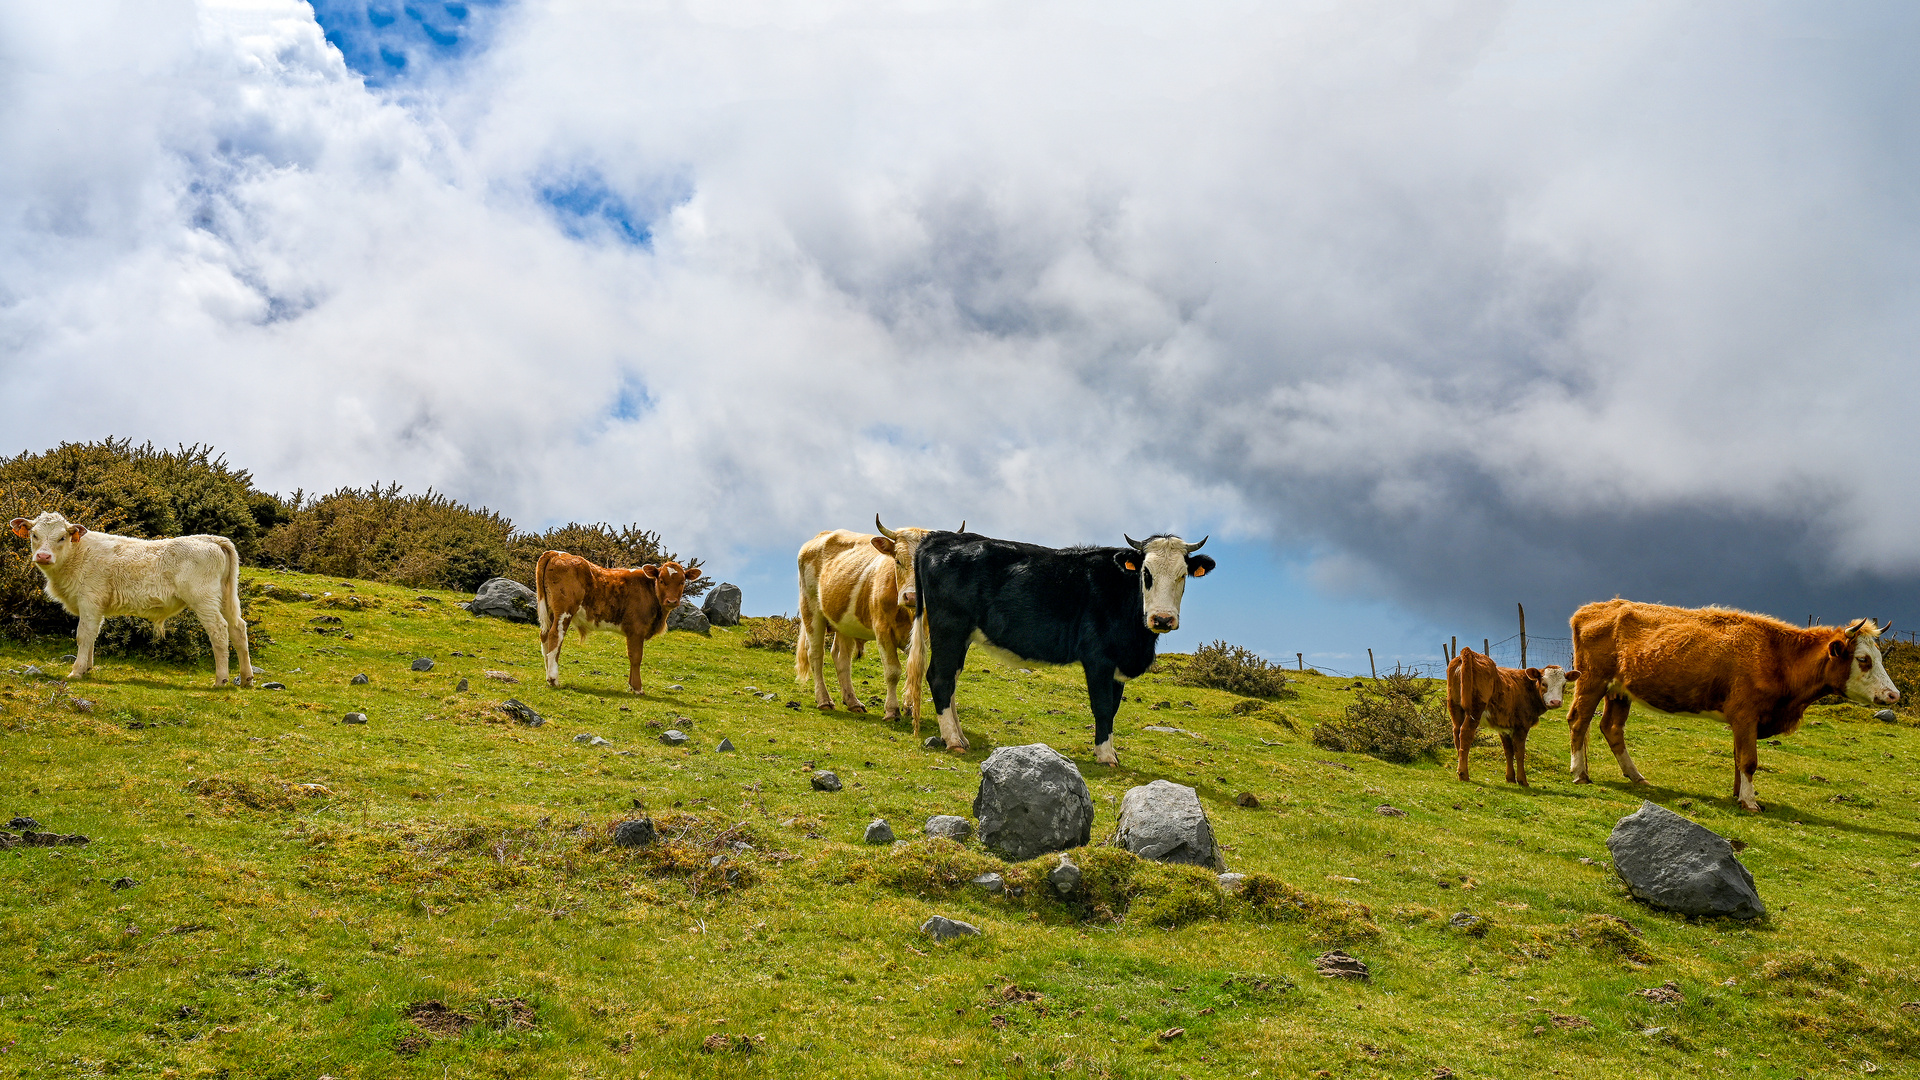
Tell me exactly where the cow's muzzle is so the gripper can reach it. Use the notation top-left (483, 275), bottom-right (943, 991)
top-left (1879, 687), bottom-right (1902, 705)
top-left (898, 589), bottom-right (917, 610)
top-left (33, 552), bottom-right (52, 565)
top-left (1148, 613), bottom-right (1177, 633)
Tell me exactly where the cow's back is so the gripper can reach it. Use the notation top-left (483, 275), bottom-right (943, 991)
top-left (55, 531), bottom-right (229, 617)
top-left (802, 530), bottom-right (896, 633)
top-left (1574, 600), bottom-right (1761, 713)
top-left (1447, 648), bottom-right (1502, 717)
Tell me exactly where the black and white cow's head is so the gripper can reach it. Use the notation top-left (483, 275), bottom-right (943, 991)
top-left (1116, 534), bottom-right (1215, 633)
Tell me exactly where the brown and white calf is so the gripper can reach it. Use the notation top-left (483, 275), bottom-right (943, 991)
top-left (794, 516), bottom-right (956, 726)
top-left (1566, 600), bottom-right (1899, 812)
top-left (534, 550), bottom-right (701, 694)
top-left (9, 511), bottom-right (252, 686)
top-left (1445, 647), bottom-right (1573, 786)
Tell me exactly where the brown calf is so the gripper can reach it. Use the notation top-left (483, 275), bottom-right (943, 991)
top-left (1566, 600), bottom-right (1898, 812)
top-left (535, 550), bottom-right (702, 694)
top-left (1445, 647), bottom-right (1573, 786)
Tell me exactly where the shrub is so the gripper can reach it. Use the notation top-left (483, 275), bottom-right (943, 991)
top-left (1167, 640), bottom-right (1296, 698)
top-left (742, 615), bottom-right (801, 651)
top-left (258, 484), bottom-right (513, 591)
top-left (0, 481), bottom-right (132, 640)
top-left (505, 522), bottom-right (708, 596)
top-left (1310, 668), bottom-right (1449, 763)
top-left (1879, 642), bottom-right (1920, 714)
top-left (0, 439), bottom-right (270, 559)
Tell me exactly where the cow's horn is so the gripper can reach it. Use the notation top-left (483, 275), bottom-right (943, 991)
top-left (875, 515), bottom-right (898, 541)
top-left (1124, 534), bottom-right (1145, 552)
top-left (957, 520), bottom-right (966, 533)
top-left (1881, 619), bottom-right (1894, 636)
top-left (1184, 535), bottom-right (1208, 554)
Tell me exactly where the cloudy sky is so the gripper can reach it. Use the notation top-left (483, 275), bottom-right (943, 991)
top-left (3, 1), bottom-right (1917, 672)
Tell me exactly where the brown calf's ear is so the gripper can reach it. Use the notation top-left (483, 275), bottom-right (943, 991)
top-left (1829, 639), bottom-right (1848, 659)
top-left (638, 564), bottom-right (661, 580)
top-left (684, 567), bottom-right (702, 581)
top-left (1525, 667), bottom-right (1542, 680)
top-left (8, 518), bottom-right (29, 538)
top-left (870, 536), bottom-right (896, 556)
top-left (1564, 669), bottom-right (1579, 681)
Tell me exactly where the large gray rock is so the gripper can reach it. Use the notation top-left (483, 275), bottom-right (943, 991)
top-left (702, 583), bottom-right (743, 627)
top-left (925, 815), bottom-right (973, 842)
top-left (1115, 780), bottom-right (1223, 869)
top-left (470, 577), bottom-right (538, 623)
top-left (971, 744), bottom-right (1095, 862)
top-left (1606, 801), bottom-right (1765, 919)
top-left (666, 599), bottom-right (711, 635)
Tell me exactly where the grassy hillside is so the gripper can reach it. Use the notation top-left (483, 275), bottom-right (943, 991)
top-left (2, 569), bottom-right (1917, 1078)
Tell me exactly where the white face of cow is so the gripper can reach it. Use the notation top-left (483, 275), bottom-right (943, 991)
top-left (1842, 627), bottom-right (1900, 707)
top-left (10, 512), bottom-right (86, 569)
top-left (1534, 665), bottom-right (1574, 709)
top-left (1125, 534), bottom-right (1213, 634)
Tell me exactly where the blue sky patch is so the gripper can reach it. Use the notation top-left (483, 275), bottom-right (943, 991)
top-left (538, 170), bottom-right (692, 249)
top-left (310, 1), bottom-right (506, 85)
top-left (607, 376), bottom-right (656, 421)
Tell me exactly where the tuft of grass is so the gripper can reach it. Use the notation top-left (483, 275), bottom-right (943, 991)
top-left (741, 613), bottom-right (801, 651)
top-left (1165, 640), bottom-right (1296, 699)
top-left (1310, 668), bottom-right (1449, 762)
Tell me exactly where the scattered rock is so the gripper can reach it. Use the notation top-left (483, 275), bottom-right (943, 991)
top-left (667, 684), bottom-right (685, 691)
top-left (1876, 709), bottom-right (1899, 723)
top-left (573, 734), bottom-right (610, 747)
top-left (701, 583), bottom-right (743, 627)
top-left (469, 578), bottom-right (538, 623)
top-left (1313, 950), bottom-right (1369, 981)
top-left (22, 666), bottom-right (42, 678)
top-left (342, 713), bottom-right (368, 725)
top-left (486, 670), bottom-right (519, 684)
top-left (972, 744), bottom-right (1095, 862)
top-left (350, 673), bottom-right (369, 685)
top-left (1236, 792), bottom-right (1260, 808)
top-left (0, 831), bottom-right (88, 848)
top-left (1448, 911), bottom-right (1487, 936)
top-left (57, 654), bottom-right (75, 663)
top-left (717, 738), bottom-right (735, 752)
top-left (309, 614), bottom-right (343, 625)
top-left (666, 600), bottom-right (711, 635)
top-left (1050, 855), bottom-right (1082, 894)
top-left (1143, 725), bottom-right (1203, 738)
top-left (864, 819), bottom-right (895, 844)
top-left (1607, 801), bottom-right (1765, 919)
top-left (811, 770), bottom-right (842, 792)
top-left (260, 682), bottom-right (286, 691)
top-left (456, 678), bottom-right (469, 692)
top-left (1633, 981), bottom-right (1684, 1006)
top-left (971, 872), bottom-right (1006, 894)
top-left (924, 735), bottom-right (948, 750)
top-left (1114, 780), bottom-right (1223, 869)
top-left (499, 699), bottom-right (545, 727)
top-left (1376, 805), bottom-right (1407, 817)
top-left (661, 730), bottom-right (690, 746)
top-left (920, 915), bottom-right (981, 941)
top-left (1218, 872), bottom-right (1248, 893)
top-left (7, 817), bottom-right (39, 831)
top-left (612, 819), bottom-right (657, 848)
top-left (70, 698), bottom-right (93, 714)
top-left (785, 701), bottom-right (801, 710)
top-left (410, 657), bottom-right (435, 672)
top-left (110, 876), bottom-right (138, 890)
top-left (925, 815), bottom-right (973, 842)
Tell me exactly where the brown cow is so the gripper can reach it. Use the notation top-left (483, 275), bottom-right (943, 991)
top-left (534, 550), bottom-right (702, 694)
top-left (794, 515), bottom-right (957, 727)
top-left (1566, 600), bottom-right (1899, 812)
top-left (1445, 647), bottom-right (1574, 786)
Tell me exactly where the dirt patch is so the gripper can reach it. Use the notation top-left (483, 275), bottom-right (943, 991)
top-left (483, 997), bottom-right (537, 1031)
top-left (404, 1000), bottom-right (477, 1037)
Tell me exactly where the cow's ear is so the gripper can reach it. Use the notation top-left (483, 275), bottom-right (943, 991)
top-left (67, 524), bottom-right (87, 539)
top-left (1525, 667), bottom-right (1542, 680)
top-left (870, 536), bottom-right (896, 556)
top-left (638, 564), bottom-right (660, 580)
top-left (1186, 553), bottom-right (1216, 577)
top-left (8, 519), bottom-right (28, 539)
top-left (1564, 669), bottom-right (1579, 682)
top-left (1114, 551), bottom-right (1138, 573)
top-left (684, 566), bottom-right (702, 581)
top-left (1829, 638), bottom-right (1848, 659)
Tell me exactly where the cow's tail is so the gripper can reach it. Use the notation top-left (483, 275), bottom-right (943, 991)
top-left (215, 536), bottom-right (252, 684)
top-left (793, 585), bottom-right (811, 684)
top-left (534, 550), bottom-right (554, 636)
top-left (904, 604), bottom-right (927, 724)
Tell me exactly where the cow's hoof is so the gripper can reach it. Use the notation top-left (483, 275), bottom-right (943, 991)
top-left (1571, 776), bottom-right (1591, 785)
top-left (844, 703), bottom-right (867, 713)
top-left (881, 710), bottom-right (900, 722)
top-left (817, 703), bottom-right (834, 712)
top-left (1739, 802), bottom-right (1763, 814)
top-left (547, 679), bottom-right (558, 689)
top-left (946, 743), bottom-right (969, 754)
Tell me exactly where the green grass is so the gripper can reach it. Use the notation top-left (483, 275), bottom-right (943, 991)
top-left (3, 568), bottom-right (1918, 1078)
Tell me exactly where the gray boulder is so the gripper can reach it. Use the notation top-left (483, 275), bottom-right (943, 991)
top-left (920, 915), bottom-right (981, 941)
top-left (666, 600), bottom-right (710, 635)
top-left (811, 770), bottom-right (842, 792)
top-left (972, 744), bottom-right (1095, 861)
top-left (1115, 779), bottom-right (1223, 869)
top-left (341, 713), bottom-right (368, 725)
top-left (925, 815), bottom-right (973, 842)
top-left (470, 578), bottom-right (538, 623)
top-left (1049, 855), bottom-right (1082, 895)
top-left (702, 583), bottom-right (743, 627)
top-left (350, 673), bottom-right (369, 685)
top-left (410, 657), bottom-right (434, 672)
top-left (1876, 709), bottom-right (1899, 723)
top-left (971, 872), bottom-right (1006, 894)
top-left (660, 730), bottom-right (689, 746)
top-left (864, 819), bottom-right (895, 844)
top-left (1606, 801), bottom-right (1765, 919)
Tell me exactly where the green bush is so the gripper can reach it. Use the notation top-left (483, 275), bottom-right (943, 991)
top-left (1310, 668), bottom-right (1449, 763)
top-left (0, 439), bottom-right (270, 560)
top-left (258, 484), bottom-right (513, 591)
top-left (1166, 640), bottom-right (1296, 698)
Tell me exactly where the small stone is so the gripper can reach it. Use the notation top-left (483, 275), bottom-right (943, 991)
top-left (1876, 709), bottom-right (1899, 723)
top-left (22, 666), bottom-right (42, 678)
top-left (924, 735), bottom-right (948, 749)
top-left (1313, 950), bottom-right (1369, 981)
top-left (110, 877), bottom-right (138, 891)
top-left (920, 916), bottom-right (981, 941)
top-left (971, 872), bottom-right (1006, 894)
top-left (717, 738), bottom-right (735, 753)
top-left (668, 684), bottom-right (685, 691)
top-left (661, 730), bottom-right (690, 746)
top-left (342, 713), bottom-right (368, 725)
top-left (350, 674), bottom-right (369, 685)
top-left (500, 699), bottom-right (545, 726)
top-left (1217, 872), bottom-right (1248, 893)
top-left (260, 682), bottom-right (287, 691)
top-left (925, 815), bottom-right (973, 842)
top-left (786, 701), bottom-right (801, 710)
top-left (456, 678), bottom-right (469, 692)
top-left (1449, 911), bottom-right (1487, 936)
top-left (1049, 855), bottom-right (1082, 894)
top-left (613, 819), bottom-right (657, 848)
top-left (1236, 792), bottom-right (1259, 808)
top-left (1376, 805), bottom-right (1407, 817)
top-left (574, 734), bottom-right (610, 747)
top-left (70, 698), bottom-right (94, 714)
top-left (8, 817), bottom-right (39, 831)
top-left (57, 654), bottom-right (75, 663)
top-left (411, 658), bottom-right (434, 672)
top-left (811, 770), bottom-right (842, 792)
top-left (864, 819), bottom-right (896, 844)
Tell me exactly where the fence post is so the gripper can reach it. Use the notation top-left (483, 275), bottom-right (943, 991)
top-left (1484, 638), bottom-right (1490, 656)
top-left (1297, 652), bottom-right (1304, 672)
top-left (1518, 603), bottom-right (1528, 668)
top-left (1451, 635), bottom-right (1457, 660)
top-left (1368, 649), bottom-right (1377, 679)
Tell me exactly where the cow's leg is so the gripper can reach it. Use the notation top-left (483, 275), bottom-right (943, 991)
top-left (927, 622), bottom-right (970, 752)
top-left (625, 632), bottom-right (647, 695)
top-left (1565, 679), bottom-right (1605, 783)
top-left (1450, 701), bottom-right (1474, 781)
top-left (1514, 724), bottom-right (1533, 786)
top-left (222, 585), bottom-right (252, 688)
top-left (833, 633), bottom-right (866, 712)
top-left (71, 610), bottom-right (102, 679)
top-left (189, 599), bottom-right (232, 686)
top-left (542, 611), bottom-right (569, 687)
top-left (807, 613), bottom-right (834, 710)
top-left (1599, 694), bottom-right (1646, 783)
top-left (1088, 665), bottom-right (1124, 766)
top-left (1731, 721), bottom-right (1762, 812)
top-left (876, 626), bottom-right (904, 722)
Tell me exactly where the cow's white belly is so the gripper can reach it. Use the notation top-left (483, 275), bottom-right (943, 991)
top-left (967, 629), bottom-right (1060, 669)
top-left (568, 613), bottom-right (627, 636)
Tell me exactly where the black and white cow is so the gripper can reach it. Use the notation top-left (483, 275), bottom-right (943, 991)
top-left (912, 531), bottom-right (1215, 764)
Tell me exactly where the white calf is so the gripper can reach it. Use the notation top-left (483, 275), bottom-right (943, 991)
top-left (10, 511), bottom-right (253, 686)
